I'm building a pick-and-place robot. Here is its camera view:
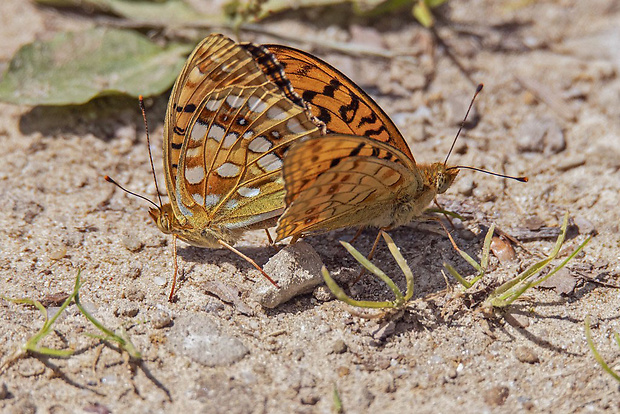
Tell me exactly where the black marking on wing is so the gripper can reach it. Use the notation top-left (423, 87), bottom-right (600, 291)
top-left (242, 43), bottom-right (306, 109)
top-left (339, 91), bottom-right (360, 123)
top-left (349, 143), bottom-right (365, 157)
top-left (322, 79), bottom-right (341, 98)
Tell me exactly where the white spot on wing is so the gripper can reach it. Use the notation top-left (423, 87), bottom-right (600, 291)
top-left (190, 122), bottom-right (208, 144)
top-left (226, 94), bottom-right (244, 109)
top-left (225, 209), bottom-right (283, 229)
top-left (208, 124), bottom-right (225, 142)
top-left (242, 130), bottom-right (254, 140)
top-left (247, 95), bottom-right (268, 113)
top-left (238, 187), bottom-right (260, 198)
top-left (185, 166), bottom-right (205, 184)
top-left (222, 132), bottom-right (238, 149)
top-left (287, 118), bottom-right (306, 134)
top-left (225, 199), bottom-right (238, 209)
top-left (248, 136), bottom-right (272, 153)
top-left (176, 187), bottom-right (193, 217)
top-left (204, 194), bottom-right (220, 207)
top-left (266, 106), bottom-right (287, 120)
top-left (205, 98), bottom-right (223, 112)
top-left (257, 153), bottom-right (282, 172)
top-left (216, 162), bottom-right (240, 177)
top-left (186, 146), bottom-right (201, 158)
top-left (192, 193), bottom-right (204, 205)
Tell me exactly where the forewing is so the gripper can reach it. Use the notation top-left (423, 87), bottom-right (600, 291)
top-left (265, 45), bottom-right (415, 160)
top-left (164, 34), bottom-right (290, 218)
top-left (176, 84), bottom-right (321, 230)
top-left (276, 135), bottom-right (420, 241)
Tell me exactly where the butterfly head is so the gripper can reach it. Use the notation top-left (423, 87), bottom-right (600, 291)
top-left (425, 162), bottom-right (459, 194)
top-left (427, 163), bottom-right (459, 194)
top-left (149, 203), bottom-right (178, 235)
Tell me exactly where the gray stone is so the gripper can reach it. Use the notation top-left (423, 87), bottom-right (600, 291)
top-left (517, 115), bottom-right (565, 154)
top-left (167, 314), bottom-right (249, 367)
top-left (253, 241), bottom-right (324, 308)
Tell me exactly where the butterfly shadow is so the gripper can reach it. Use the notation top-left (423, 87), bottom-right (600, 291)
top-left (18, 94), bottom-right (168, 142)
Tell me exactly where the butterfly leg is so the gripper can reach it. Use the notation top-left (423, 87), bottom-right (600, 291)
top-left (349, 226), bottom-right (366, 244)
top-left (217, 240), bottom-right (280, 288)
top-left (350, 227), bottom-right (390, 286)
top-left (433, 198), bottom-right (456, 230)
top-left (290, 234), bottom-right (302, 244)
top-left (264, 229), bottom-right (274, 245)
top-left (168, 235), bottom-right (179, 302)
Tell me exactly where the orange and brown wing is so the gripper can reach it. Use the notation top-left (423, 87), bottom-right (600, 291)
top-left (275, 135), bottom-right (420, 241)
top-left (265, 45), bottom-right (415, 160)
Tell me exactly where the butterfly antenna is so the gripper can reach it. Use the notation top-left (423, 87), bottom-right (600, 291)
top-left (104, 175), bottom-right (160, 209)
top-left (446, 166), bottom-right (528, 182)
top-left (444, 83), bottom-right (484, 166)
top-left (139, 95), bottom-right (163, 207)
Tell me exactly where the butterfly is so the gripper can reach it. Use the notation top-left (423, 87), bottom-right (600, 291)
top-left (271, 54), bottom-right (506, 244)
top-left (145, 34), bottom-right (327, 299)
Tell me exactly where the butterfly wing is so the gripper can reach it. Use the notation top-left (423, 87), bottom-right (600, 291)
top-left (265, 45), bottom-right (415, 160)
top-left (164, 34), bottom-right (321, 234)
top-left (176, 84), bottom-right (320, 231)
top-left (275, 135), bottom-right (422, 241)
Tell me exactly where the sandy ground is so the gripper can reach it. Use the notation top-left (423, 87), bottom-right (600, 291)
top-left (1, 1), bottom-right (619, 413)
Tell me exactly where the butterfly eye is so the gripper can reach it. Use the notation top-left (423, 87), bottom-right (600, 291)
top-left (436, 173), bottom-right (448, 194)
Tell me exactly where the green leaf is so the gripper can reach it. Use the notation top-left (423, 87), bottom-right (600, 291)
top-left (34, 0), bottom-right (212, 24)
top-left (413, 0), bottom-right (434, 27)
top-left (0, 28), bottom-right (191, 106)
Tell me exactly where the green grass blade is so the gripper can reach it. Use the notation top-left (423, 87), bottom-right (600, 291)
top-left (73, 271), bottom-right (141, 359)
top-left (481, 224), bottom-right (495, 271)
top-left (3, 279), bottom-right (80, 357)
top-left (333, 384), bottom-right (344, 414)
top-left (585, 316), bottom-right (620, 382)
top-left (321, 267), bottom-right (396, 309)
top-left (382, 232), bottom-right (414, 303)
top-left (340, 240), bottom-right (404, 302)
top-left (443, 263), bottom-right (472, 288)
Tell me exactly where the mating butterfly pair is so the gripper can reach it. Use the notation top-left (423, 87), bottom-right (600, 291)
top-left (146, 34), bottom-right (462, 298)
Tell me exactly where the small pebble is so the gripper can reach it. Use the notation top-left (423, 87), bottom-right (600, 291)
top-left (48, 243), bottom-right (67, 260)
top-left (153, 276), bottom-right (167, 287)
top-left (290, 349), bottom-right (305, 361)
top-left (484, 386), bottom-right (509, 406)
top-left (514, 346), bottom-right (540, 364)
top-left (253, 241), bottom-right (324, 308)
top-left (11, 398), bottom-right (37, 414)
top-left (150, 310), bottom-right (172, 329)
top-left (372, 321), bottom-right (396, 341)
top-left (447, 368), bottom-right (458, 379)
top-left (0, 383), bottom-right (8, 399)
top-left (574, 216), bottom-right (596, 235)
top-left (299, 389), bottom-right (320, 405)
top-left (337, 366), bottom-right (350, 377)
top-left (313, 285), bottom-right (335, 302)
top-left (331, 339), bottom-right (348, 354)
top-left (555, 154), bottom-right (586, 171)
top-left (538, 268), bottom-right (578, 295)
top-left (122, 286), bottom-right (145, 302)
top-left (456, 175), bottom-right (476, 196)
top-left (504, 312), bottom-right (530, 328)
top-left (125, 265), bottom-right (142, 280)
top-left (122, 234), bottom-right (144, 252)
top-left (167, 314), bottom-right (249, 367)
top-left (114, 300), bottom-right (139, 318)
